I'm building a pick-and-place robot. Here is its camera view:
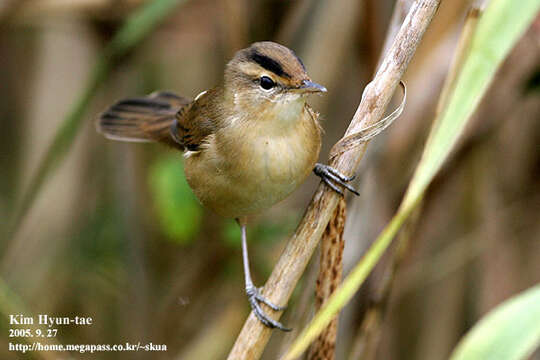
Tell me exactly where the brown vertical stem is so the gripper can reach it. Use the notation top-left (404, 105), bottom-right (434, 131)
top-left (347, 6), bottom-right (481, 359)
top-left (307, 198), bottom-right (347, 360)
top-left (227, 1), bottom-right (441, 358)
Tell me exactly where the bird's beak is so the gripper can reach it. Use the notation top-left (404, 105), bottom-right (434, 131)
top-left (299, 80), bottom-right (327, 93)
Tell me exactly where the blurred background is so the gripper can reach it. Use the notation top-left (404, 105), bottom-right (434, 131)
top-left (0, 0), bottom-right (539, 359)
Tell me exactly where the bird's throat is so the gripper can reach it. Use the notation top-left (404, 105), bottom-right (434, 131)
top-left (262, 97), bottom-right (306, 133)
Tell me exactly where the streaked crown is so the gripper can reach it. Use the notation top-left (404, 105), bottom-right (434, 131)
top-left (225, 41), bottom-right (326, 101)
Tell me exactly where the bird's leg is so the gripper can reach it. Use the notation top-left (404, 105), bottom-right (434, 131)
top-left (238, 219), bottom-right (291, 331)
top-left (313, 163), bottom-right (359, 196)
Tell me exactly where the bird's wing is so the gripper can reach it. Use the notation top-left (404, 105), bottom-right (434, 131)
top-left (172, 88), bottom-right (223, 152)
top-left (98, 91), bottom-right (191, 150)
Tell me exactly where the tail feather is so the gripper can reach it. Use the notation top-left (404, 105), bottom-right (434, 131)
top-left (97, 91), bottom-right (190, 149)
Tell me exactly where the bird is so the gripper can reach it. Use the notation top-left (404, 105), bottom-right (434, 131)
top-left (97, 41), bottom-right (357, 331)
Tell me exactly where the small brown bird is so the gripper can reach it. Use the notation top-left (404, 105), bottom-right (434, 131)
top-left (97, 41), bottom-right (357, 330)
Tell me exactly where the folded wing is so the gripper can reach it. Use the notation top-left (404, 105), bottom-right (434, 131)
top-left (97, 91), bottom-right (191, 150)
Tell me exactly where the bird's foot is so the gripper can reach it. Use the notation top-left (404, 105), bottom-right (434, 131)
top-left (246, 285), bottom-right (291, 331)
top-left (314, 163), bottom-right (359, 196)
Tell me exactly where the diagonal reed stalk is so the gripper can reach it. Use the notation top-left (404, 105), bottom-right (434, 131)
top-left (347, 6), bottom-right (482, 359)
top-left (227, 1), bottom-right (442, 359)
top-left (284, 0), bottom-right (540, 358)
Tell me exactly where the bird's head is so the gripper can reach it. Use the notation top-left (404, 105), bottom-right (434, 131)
top-left (224, 42), bottom-right (326, 115)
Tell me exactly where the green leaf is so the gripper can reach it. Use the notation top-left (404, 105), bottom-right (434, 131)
top-left (401, 0), bottom-right (540, 210)
top-left (284, 0), bottom-right (540, 358)
top-left (149, 156), bottom-right (202, 245)
top-left (450, 283), bottom-right (540, 360)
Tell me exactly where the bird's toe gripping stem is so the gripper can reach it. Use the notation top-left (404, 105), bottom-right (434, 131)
top-left (246, 285), bottom-right (290, 331)
top-left (314, 163), bottom-right (359, 196)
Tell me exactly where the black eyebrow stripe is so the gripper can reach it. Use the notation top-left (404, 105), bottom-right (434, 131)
top-left (248, 50), bottom-right (291, 79)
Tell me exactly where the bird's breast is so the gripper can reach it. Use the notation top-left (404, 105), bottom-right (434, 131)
top-left (184, 107), bottom-right (321, 218)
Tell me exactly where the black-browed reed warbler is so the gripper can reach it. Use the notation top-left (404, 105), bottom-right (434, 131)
top-left (97, 41), bottom-right (357, 331)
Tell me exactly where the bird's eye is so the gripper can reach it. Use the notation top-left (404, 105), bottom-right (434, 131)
top-left (259, 76), bottom-right (275, 90)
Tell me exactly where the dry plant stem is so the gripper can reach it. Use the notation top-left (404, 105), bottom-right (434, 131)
top-left (227, 1), bottom-right (440, 359)
top-left (378, 0), bottom-right (413, 69)
top-left (278, 259), bottom-right (319, 355)
top-left (341, 3), bottom-right (410, 358)
top-left (348, 7), bottom-right (481, 358)
top-left (307, 198), bottom-right (346, 360)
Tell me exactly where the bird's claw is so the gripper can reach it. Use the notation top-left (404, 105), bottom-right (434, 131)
top-left (246, 285), bottom-right (291, 331)
top-left (255, 287), bottom-right (286, 311)
top-left (314, 163), bottom-right (359, 196)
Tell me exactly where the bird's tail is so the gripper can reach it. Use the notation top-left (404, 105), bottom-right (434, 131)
top-left (97, 91), bottom-right (190, 149)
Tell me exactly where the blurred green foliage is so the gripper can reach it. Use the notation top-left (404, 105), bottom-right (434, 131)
top-left (8, 0), bottom-right (183, 238)
top-left (222, 220), bottom-right (242, 247)
top-left (149, 155), bottom-right (202, 244)
top-left (68, 204), bottom-right (124, 270)
top-left (1, 0), bottom-right (538, 358)
top-left (222, 217), bottom-right (298, 248)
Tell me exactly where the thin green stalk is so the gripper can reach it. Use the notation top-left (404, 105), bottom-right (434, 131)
top-left (283, 0), bottom-right (540, 358)
top-left (347, 8), bottom-right (481, 358)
